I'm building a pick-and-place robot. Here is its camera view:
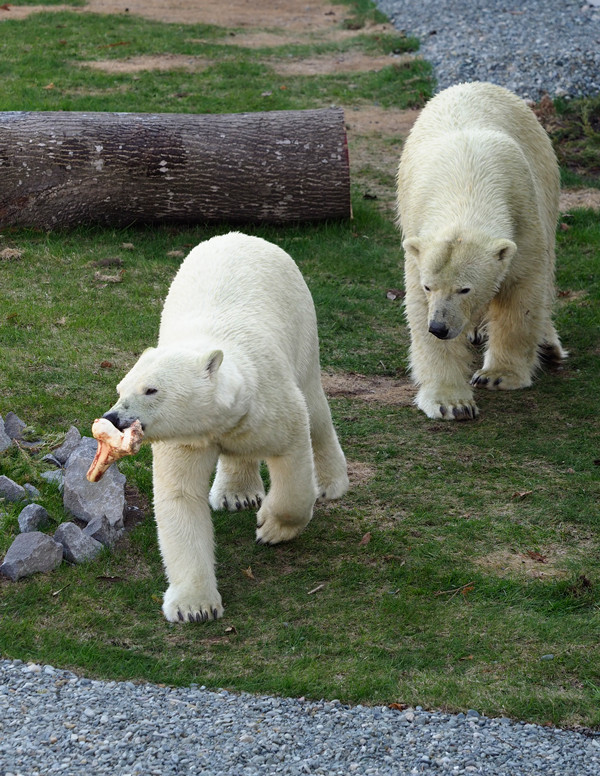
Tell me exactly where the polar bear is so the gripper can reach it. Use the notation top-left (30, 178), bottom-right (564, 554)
top-left (396, 82), bottom-right (566, 420)
top-left (102, 232), bottom-right (349, 623)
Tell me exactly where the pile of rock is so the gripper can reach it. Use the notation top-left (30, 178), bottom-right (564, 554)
top-left (0, 413), bottom-right (141, 581)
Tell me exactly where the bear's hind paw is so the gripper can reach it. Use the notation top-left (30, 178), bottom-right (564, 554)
top-left (317, 473), bottom-right (350, 503)
top-left (471, 369), bottom-right (531, 390)
top-left (209, 489), bottom-right (265, 512)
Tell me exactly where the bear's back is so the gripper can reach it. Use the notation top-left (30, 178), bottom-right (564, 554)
top-left (159, 232), bottom-right (319, 371)
top-left (398, 82), bottom-right (559, 244)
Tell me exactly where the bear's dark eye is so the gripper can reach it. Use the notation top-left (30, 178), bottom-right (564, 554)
top-left (144, 388), bottom-right (158, 396)
top-left (423, 285), bottom-right (431, 292)
top-left (459, 287), bottom-right (471, 294)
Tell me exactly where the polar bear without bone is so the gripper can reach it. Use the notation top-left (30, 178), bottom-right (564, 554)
top-left (102, 232), bottom-right (349, 623)
top-left (397, 82), bottom-right (566, 420)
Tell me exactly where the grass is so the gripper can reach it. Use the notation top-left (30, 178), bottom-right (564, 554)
top-left (1, 1), bottom-right (600, 730)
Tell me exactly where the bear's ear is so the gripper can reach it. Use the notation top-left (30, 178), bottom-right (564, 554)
top-left (200, 349), bottom-right (224, 377)
top-left (493, 239), bottom-right (517, 263)
top-left (402, 237), bottom-right (422, 261)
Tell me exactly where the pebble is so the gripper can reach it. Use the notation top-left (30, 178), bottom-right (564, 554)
top-left (1, 658), bottom-right (599, 775)
top-left (374, 0), bottom-right (600, 100)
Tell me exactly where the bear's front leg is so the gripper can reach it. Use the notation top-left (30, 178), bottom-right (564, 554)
top-left (405, 275), bottom-right (478, 421)
top-left (152, 442), bottom-right (223, 623)
top-left (410, 330), bottom-right (479, 421)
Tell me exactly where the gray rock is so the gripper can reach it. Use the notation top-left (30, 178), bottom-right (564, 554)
top-left (18, 503), bottom-right (52, 533)
top-left (54, 522), bottom-right (103, 564)
top-left (83, 514), bottom-right (124, 547)
top-left (40, 470), bottom-right (65, 490)
top-left (0, 416), bottom-right (12, 453)
top-left (0, 475), bottom-right (27, 502)
top-left (52, 426), bottom-right (82, 465)
top-left (63, 438), bottom-right (126, 528)
top-left (41, 454), bottom-right (62, 468)
top-left (0, 531), bottom-right (63, 581)
top-left (3, 411), bottom-right (26, 441)
top-left (23, 483), bottom-right (41, 500)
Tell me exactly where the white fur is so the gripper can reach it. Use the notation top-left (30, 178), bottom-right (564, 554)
top-left (397, 82), bottom-right (566, 420)
top-left (106, 232), bottom-right (349, 622)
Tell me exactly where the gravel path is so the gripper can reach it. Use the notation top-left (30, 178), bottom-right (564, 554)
top-left (3, 4), bottom-right (600, 775)
top-left (375, 0), bottom-right (600, 100)
top-left (2, 658), bottom-right (599, 776)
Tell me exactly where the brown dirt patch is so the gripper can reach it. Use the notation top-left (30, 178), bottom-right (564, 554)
top-left (347, 460), bottom-right (377, 487)
top-left (0, 0), bottom-right (353, 29)
top-left (84, 54), bottom-right (212, 74)
top-left (219, 23), bottom-right (396, 48)
top-left (474, 548), bottom-right (569, 580)
top-left (272, 51), bottom-right (414, 76)
top-left (322, 371), bottom-right (415, 406)
top-left (0, 4), bottom-right (74, 19)
top-left (559, 188), bottom-right (600, 212)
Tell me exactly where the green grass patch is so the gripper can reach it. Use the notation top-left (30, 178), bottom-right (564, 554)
top-left (1, 0), bottom-right (599, 730)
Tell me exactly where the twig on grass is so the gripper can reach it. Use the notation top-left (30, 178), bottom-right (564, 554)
top-left (434, 581), bottom-right (475, 602)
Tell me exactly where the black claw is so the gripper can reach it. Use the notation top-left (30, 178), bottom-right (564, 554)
top-left (256, 520), bottom-right (264, 529)
top-left (494, 377), bottom-right (503, 386)
top-left (256, 496), bottom-right (262, 507)
top-left (452, 406), bottom-right (473, 421)
top-left (195, 612), bottom-right (203, 622)
top-left (188, 612), bottom-right (195, 623)
top-left (439, 405), bottom-right (447, 417)
top-left (243, 499), bottom-right (249, 509)
top-left (223, 497), bottom-right (229, 511)
top-left (235, 500), bottom-right (242, 511)
top-left (177, 609), bottom-right (184, 622)
top-left (250, 499), bottom-right (256, 508)
top-left (212, 607), bottom-right (219, 620)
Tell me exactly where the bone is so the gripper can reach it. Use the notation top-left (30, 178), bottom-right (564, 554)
top-left (86, 418), bottom-right (144, 483)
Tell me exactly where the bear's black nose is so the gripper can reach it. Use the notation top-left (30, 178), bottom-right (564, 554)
top-left (429, 321), bottom-right (449, 339)
top-left (102, 411), bottom-right (131, 431)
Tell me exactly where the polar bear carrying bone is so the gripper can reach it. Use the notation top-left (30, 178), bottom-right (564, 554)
top-left (397, 82), bottom-right (567, 420)
top-left (95, 232), bottom-right (349, 623)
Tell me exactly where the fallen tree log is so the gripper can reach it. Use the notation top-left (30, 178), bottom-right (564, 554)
top-left (0, 108), bottom-right (351, 228)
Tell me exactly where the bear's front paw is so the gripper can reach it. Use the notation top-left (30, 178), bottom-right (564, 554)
top-left (471, 369), bottom-right (531, 390)
top-left (417, 391), bottom-right (479, 421)
top-left (162, 585), bottom-right (224, 624)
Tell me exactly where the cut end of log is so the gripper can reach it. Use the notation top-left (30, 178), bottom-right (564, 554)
top-left (86, 418), bottom-right (144, 482)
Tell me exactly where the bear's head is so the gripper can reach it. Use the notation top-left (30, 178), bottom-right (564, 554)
top-left (102, 347), bottom-right (239, 443)
top-left (403, 233), bottom-right (517, 340)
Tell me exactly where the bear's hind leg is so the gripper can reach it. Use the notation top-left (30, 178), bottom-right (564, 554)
top-left (153, 442), bottom-right (224, 623)
top-left (209, 454), bottom-right (265, 512)
top-left (471, 287), bottom-right (546, 391)
top-left (256, 442), bottom-right (318, 546)
top-left (539, 321), bottom-right (568, 366)
top-left (305, 381), bottom-right (349, 501)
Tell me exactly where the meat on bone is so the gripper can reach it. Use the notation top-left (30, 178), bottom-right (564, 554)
top-left (86, 418), bottom-right (144, 482)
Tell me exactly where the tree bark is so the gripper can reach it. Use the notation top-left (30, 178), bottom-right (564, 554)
top-left (0, 108), bottom-right (351, 228)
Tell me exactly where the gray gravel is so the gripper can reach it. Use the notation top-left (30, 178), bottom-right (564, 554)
top-left (374, 0), bottom-right (600, 100)
top-left (1, 658), bottom-right (599, 776)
